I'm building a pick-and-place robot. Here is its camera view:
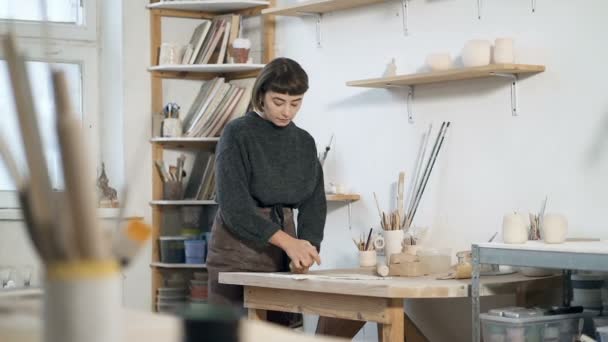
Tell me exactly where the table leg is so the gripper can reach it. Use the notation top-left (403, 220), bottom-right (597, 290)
top-left (248, 308), bottom-right (267, 321)
top-left (377, 299), bottom-right (404, 342)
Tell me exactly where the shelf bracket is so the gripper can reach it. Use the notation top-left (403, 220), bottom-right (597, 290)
top-left (400, 0), bottom-right (409, 36)
top-left (297, 12), bottom-right (323, 48)
top-left (347, 201), bottom-right (352, 230)
top-left (477, 0), bottom-right (482, 19)
top-left (386, 84), bottom-right (415, 123)
top-left (532, 0), bottom-right (536, 13)
top-left (491, 73), bottom-right (518, 116)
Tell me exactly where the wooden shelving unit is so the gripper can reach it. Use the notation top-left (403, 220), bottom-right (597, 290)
top-left (347, 64), bottom-right (546, 123)
top-left (148, 0), bottom-right (276, 312)
top-left (150, 137), bottom-right (219, 150)
top-left (147, 0), bottom-right (269, 12)
top-left (151, 262), bottom-right (207, 269)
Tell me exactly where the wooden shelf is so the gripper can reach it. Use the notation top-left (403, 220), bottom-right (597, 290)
top-left (150, 137), bottom-right (219, 149)
top-left (149, 64), bottom-right (265, 73)
top-left (326, 194), bottom-right (360, 202)
top-left (150, 200), bottom-right (218, 206)
top-left (262, 0), bottom-right (386, 16)
top-left (0, 287), bottom-right (43, 298)
top-left (346, 64), bottom-right (545, 88)
top-left (148, 1), bottom-right (269, 12)
top-left (151, 262), bottom-right (207, 269)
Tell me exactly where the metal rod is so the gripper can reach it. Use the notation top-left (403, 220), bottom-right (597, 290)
top-left (532, 0), bottom-right (536, 13)
top-left (401, 0), bottom-right (408, 36)
top-left (477, 0), bottom-right (482, 19)
top-left (472, 245), bottom-right (481, 342)
top-left (491, 73), bottom-right (518, 116)
top-left (407, 86), bottom-right (414, 123)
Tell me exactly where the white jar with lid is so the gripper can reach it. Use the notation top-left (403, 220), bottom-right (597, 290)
top-left (502, 212), bottom-right (528, 244)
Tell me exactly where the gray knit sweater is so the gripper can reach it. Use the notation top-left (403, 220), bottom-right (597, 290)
top-left (215, 111), bottom-right (326, 250)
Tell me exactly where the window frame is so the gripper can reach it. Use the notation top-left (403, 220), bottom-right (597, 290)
top-left (0, 0), bottom-right (98, 42)
top-left (0, 38), bottom-right (99, 213)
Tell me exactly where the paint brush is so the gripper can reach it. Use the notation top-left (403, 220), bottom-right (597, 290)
top-left (3, 34), bottom-right (57, 260)
top-left (112, 219), bottom-right (152, 267)
top-left (319, 134), bottom-right (334, 166)
top-left (53, 70), bottom-right (108, 260)
top-left (373, 192), bottom-right (383, 223)
top-left (364, 227), bottom-right (373, 251)
top-left (406, 124), bottom-right (432, 217)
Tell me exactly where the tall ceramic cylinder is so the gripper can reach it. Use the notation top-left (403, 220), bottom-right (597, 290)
top-left (374, 230), bottom-right (404, 260)
top-left (44, 261), bottom-right (122, 342)
top-left (542, 214), bottom-right (568, 244)
top-left (502, 212), bottom-right (528, 244)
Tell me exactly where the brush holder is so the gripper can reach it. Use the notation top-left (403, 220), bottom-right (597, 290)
top-left (163, 181), bottom-right (184, 200)
top-left (44, 261), bottom-right (122, 342)
top-left (374, 230), bottom-right (404, 260)
top-left (359, 250), bottom-right (377, 267)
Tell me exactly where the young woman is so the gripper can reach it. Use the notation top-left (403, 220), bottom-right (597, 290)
top-left (206, 58), bottom-right (326, 324)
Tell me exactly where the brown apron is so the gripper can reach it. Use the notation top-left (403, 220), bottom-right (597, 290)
top-left (206, 207), bottom-right (301, 327)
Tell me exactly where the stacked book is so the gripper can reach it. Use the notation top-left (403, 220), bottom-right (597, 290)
top-left (181, 77), bottom-right (255, 137)
top-left (181, 15), bottom-right (241, 65)
top-left (184, 151), bottom-right (216, 201)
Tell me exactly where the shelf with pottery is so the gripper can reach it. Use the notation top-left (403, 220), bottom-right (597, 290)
top-left (262, 0), bottom-right (409, 47)
top-left (150, 137), bottom-right (220, 150)
top-left (148, 64), bottom-right (266, 80)
top-left (150, 262), bottom-right (207, 269)
top-left (347, 63), bottom-right (545, 123)
top-left (147, 0), bottom-right (270, 13)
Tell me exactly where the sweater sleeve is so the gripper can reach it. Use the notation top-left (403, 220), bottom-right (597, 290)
top-left (215, 127), bottom-right (282, 246)
top-left (296, 159), bottom-right (327, 251)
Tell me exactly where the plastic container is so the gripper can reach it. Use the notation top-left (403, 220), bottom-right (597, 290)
top-left (163, 181), bottom-right (184, 200)
top-left (481, 311), bottom-right (585, 342)
top-left (185, 239), bottom-right (206, 264)
top-left (418, 248), bottom-right (451, 274)
top-left (159, 237), bottom-right (187, 263)
top-left (598, 326), bottom-right (608, 341)
top-left (191, 279), bottom-right (209, 300)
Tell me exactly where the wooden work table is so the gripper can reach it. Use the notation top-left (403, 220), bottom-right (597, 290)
top-left (220, 268), bottom-right (561, 342)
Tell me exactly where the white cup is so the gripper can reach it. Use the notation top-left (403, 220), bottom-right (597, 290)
top-left (359, 250), bottom-right (377, 267)
top-left (542, 214), bottom-right (568, 244)
top-left (493, 38), bottom-right (515, 64)
top-left (162, 118), bottom-right (183, 137)
top-left (374, 229), bottom-right (405, 260)
top-left (425, 53), bottom-right (453, 71)
top-left (462, 40), bottom-right (491, 67)
top-left (159, 43), bottom-right (184, 65)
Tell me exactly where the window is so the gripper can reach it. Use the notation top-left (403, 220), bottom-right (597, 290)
top-left (0, 0), bottom-right (99, 210)
top-left (0, 0), bottom-right (82, 24)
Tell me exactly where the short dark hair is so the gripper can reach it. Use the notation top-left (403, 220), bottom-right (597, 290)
top-left (250, 58), bottom-right (309, 112)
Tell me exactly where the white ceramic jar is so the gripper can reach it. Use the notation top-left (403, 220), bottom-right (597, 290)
top-left (493, 38), bottom-right (515, 64)
top-left (502, 212), bottom-right (528, 244)
top-left (542, 214), bottom-right (568, 244)
top-left (462, 40), bottom-right (491, 67)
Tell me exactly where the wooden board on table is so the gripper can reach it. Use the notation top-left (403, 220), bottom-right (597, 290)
top-left (262, 0), bottom-right (388, 16)
top-left (347, 64), bottom-right (546, 88)
top-left (220, 268), bottom-right (561, 299)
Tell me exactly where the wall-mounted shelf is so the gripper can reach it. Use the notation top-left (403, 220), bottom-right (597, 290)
top-left (263, 0), bottom-right (408, 47)
top-left (347, 64), bottom-right (545, 123)
top-left (150, 200), bottom-right (218, 206)
top-left (147, 0), bottom-right (269, 13)
top-left (150, 137), bottom-right (219, 149)
top-left (326, 194), bottom-right (360, 202)
top-left (477, 0), bottom-right (536, 19)
top-left (150, 262), bottom-right (207, 269)
top-left (325, 193), bottom-right (360, 230)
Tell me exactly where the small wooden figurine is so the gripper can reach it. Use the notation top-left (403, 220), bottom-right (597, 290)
top-left (97, 163), bottom-right (119, 208)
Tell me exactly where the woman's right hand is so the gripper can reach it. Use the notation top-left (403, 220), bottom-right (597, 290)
top-left (270, 230), bottom-right (321, 268)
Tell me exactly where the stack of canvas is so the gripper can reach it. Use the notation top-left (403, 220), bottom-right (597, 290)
top-left (182, 77), bottom-right (255, 137)
top-left (181, 15), bottom-right (241, 65)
